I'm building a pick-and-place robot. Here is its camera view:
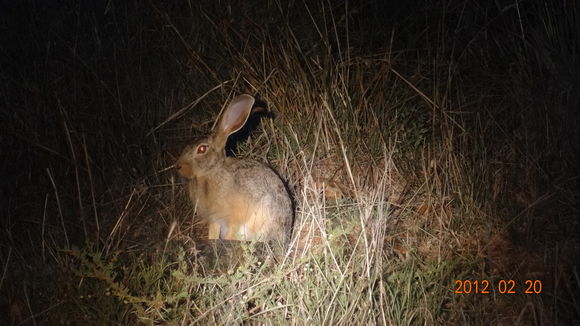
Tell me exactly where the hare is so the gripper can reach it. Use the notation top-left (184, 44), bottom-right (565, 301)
top-left (176, 94), bottom-right (293, 247)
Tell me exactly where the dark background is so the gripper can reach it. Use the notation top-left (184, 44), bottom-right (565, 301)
top-left (1, 0), bottom-right (579, 323)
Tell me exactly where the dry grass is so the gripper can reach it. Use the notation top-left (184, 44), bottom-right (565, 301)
top-left (1, 1), bottom-right (579, 324)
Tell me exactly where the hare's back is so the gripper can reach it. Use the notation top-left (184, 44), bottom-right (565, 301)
top-left (226, 158), bottom-right (286, 194)
top-left (225, 158), bottom-right (291, 208)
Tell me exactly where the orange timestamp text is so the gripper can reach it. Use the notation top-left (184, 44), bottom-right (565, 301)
top-left (454, 279), bottom-right (542, 294)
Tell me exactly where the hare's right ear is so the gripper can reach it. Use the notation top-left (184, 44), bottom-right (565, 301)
top-left (213, 94), bottom-right (255, 148)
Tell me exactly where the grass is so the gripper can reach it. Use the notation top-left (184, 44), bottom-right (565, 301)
top-left (1, 0), bottom-right (579, 324)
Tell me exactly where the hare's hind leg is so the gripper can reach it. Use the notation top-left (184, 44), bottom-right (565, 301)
top-left (208, 222), bottom-right (220, 239)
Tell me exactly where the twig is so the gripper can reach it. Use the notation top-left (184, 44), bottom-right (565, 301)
top-left (42, 194), bottom-right (48, 261)
top-left (46, 168), bottom-right (70, 248)
top-left (105, 188), bottom-right (137, 254)
top-left (82, 135), bottom-right (100, 247)
top-left (0, 247), bottom-right (10, 290)
top-left (58, 101), bottom-right (87, 240)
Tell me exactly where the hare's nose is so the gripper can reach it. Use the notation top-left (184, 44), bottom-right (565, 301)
top-left (176, 161), bottom-right (193, 178)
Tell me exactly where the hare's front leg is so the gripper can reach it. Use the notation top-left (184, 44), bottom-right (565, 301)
top-left (208, 222), bottom-right (220, 239)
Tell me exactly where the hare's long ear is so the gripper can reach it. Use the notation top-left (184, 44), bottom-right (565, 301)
top-left (213, 94), bottom-right (255, 149)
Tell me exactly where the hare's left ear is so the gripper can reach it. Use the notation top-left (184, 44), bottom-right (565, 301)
top-left (212, 94), bottom-right (255, 151)
top-left (218, 94), bottom-right (255, 135)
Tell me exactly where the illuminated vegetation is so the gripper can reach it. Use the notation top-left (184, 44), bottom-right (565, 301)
top-left (1, 1), bottom-right (579, 324)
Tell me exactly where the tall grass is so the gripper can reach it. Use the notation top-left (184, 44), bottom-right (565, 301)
top-left (1, 0), bottom-right (578, 324)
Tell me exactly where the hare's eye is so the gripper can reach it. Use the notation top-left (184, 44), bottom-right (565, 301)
top-left (197, 145), bottom-right (208, 154)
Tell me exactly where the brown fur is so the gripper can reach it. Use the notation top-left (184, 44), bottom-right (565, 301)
top-left (176, 95), bottom-right (293, 246)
